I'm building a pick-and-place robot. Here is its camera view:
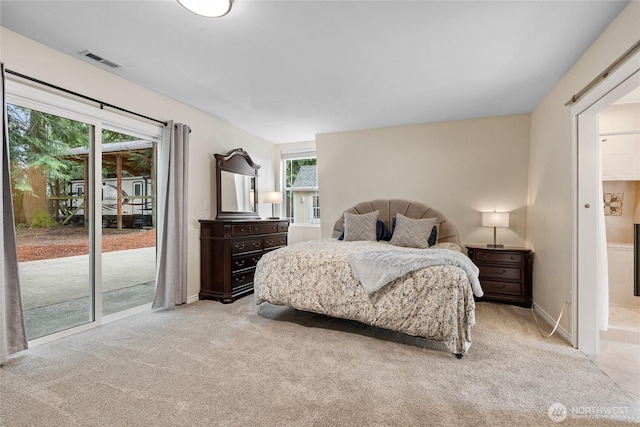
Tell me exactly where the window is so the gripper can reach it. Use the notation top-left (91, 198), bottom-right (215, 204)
top-left (312, 195), bottom-right (320, 222)
top-left (282, 151), bottom-right (319, 224)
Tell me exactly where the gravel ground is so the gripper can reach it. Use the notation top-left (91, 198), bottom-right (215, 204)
top-left (15, 227), bottom-right (156, 262)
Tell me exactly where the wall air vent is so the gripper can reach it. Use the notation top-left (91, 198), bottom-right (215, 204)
top-left (79, 50), bottom-right (121, 68)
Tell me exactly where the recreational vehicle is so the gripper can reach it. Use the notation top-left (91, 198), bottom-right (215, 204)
top-left (66, 176), bottom-right (153, 228)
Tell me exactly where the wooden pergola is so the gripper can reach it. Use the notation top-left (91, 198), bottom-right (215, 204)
top-left (54, 140), bottom-right (156, 229)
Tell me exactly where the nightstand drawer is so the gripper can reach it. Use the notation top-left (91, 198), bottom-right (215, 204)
top-left (481, 280), bottom-right (522, 296)
top-left (478, 265), bottom-right (521, 281)
top-left (475, 251), bottom-right (523, 264)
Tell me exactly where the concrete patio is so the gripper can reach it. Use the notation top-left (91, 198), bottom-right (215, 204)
top-left (19, 247), bottom-right (156, 339)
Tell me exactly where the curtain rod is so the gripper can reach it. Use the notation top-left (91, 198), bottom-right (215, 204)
top-left (565, 39), bottom-right (640, 106)
top-left (5, 69), bottom-right (168, 126)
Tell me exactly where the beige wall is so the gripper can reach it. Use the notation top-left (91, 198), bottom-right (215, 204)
top-left (1, 27), bottom-right (276, 301)
top-left (316, 114), bottom-right (531, 247)
top-left (527, 1), bottom-right (640, 336)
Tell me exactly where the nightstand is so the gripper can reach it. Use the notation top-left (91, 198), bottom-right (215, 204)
top-left (466, 245), bottom-right (533, 308)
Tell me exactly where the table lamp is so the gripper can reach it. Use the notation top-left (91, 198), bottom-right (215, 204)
top-left (263, 191), bottom-right (283, 219)
top-left (482, 211), bottom-right (509, 248)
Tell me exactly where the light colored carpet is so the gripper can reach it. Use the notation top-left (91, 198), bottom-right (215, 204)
top-left (1, 297), bottom-right (638, 426)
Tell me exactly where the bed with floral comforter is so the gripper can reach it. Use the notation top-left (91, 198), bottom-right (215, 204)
top-left (254, 238), bottom-right (479, 356)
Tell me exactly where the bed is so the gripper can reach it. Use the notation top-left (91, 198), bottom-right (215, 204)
top-left (254, 199), bottom-right (482, 357)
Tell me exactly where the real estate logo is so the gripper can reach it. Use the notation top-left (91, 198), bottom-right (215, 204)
top-left (548, 403), bottom-right (568, 423)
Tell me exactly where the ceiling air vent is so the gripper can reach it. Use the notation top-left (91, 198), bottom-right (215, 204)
top-left (79, 50), bottom-right (121, 68)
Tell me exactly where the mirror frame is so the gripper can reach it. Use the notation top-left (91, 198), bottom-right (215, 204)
top-left (214, 148), bottom-right (261, 220)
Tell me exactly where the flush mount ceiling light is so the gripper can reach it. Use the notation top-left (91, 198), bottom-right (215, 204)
top-left (177, 0), bottom-right (233, 17)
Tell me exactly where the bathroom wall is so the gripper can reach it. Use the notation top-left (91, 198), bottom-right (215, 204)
top-left (602, 181), bottom-right (638, 243)
top-left (601, 101), bottom-right (640, 244)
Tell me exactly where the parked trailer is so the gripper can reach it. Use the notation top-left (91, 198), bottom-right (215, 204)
top-left (67, 176), bottom-right (153, 228)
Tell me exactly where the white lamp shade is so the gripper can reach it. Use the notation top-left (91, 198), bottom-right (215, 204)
top-left (263, 191), bottom-right (283, 204)
top-left (482, 212), bottom-right (509, 228)
top-left (177, 0), bottom-right (232, 17)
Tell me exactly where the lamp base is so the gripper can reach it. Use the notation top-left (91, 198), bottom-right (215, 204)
top-left (486, 243), bottom-right (504, 248)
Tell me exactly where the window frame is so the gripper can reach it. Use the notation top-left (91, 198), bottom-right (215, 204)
top-left (280, 150), bottom-right (319, 225)
top-left (6, 79), bottom-right (162, 345)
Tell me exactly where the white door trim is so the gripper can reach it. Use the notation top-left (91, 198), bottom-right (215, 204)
top-left (573, 53), bottom-right (640, 354)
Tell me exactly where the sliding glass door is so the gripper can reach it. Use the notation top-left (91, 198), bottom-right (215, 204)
top-left (100, 132), bottom-right (156, 317)
top-left (6, 82), bottom-right (161, 341)
top-left (8, 104), bottom-right (93, 339)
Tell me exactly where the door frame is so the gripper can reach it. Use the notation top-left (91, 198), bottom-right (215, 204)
top-left (6, 79), bottom-right (162, 345)
top-left (573, 53), bottom-right (640, 354)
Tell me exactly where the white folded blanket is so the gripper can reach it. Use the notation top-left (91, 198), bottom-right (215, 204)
top-left (348, 248), bottom-right (483, 297)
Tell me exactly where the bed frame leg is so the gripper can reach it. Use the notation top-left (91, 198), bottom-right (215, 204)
top-left (455, 353), bottom-right (463, 359)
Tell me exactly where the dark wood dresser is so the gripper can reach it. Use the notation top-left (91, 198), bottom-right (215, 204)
top-left (199, 219), bottom-right (289, 303)
top-left (466, 245), bottom-right (533, 308)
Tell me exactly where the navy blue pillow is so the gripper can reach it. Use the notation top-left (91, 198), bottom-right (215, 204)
top-left (339, 220), bottom-right (390, 241)
top-left (377, 220), bottom-right (391, 241)
top-left (391, 217), bottom-right (438, 246)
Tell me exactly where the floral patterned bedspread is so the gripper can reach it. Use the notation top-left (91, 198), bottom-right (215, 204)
top-left (254, 239), bottom-right (476, 355)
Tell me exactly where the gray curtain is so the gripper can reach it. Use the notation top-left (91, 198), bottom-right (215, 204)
top-left (1, 63), bottom-right (28, 365)
top-left (152, 121), bottom-right (190, 309)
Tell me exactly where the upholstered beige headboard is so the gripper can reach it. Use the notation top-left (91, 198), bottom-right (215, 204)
top-left (331, 199), bottom-right (460, 246)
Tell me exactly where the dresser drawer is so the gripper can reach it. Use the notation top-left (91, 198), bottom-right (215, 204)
top-left (231, 252), bottom-right (263, 272)
top-left (231, 270), bottom-right (254, 289)
top-left (231, 224), bottom-right (251, 236)
top-left (278, 222), bottom-right (289, 233)
top-left (475, 251), bottom-right (523, 264)
top-left (481, 280), bottom-right (522, 296)
top-left (478, 265), bottom-right (521, 281)
top-left (263, 234), bottom-right (287, 249)
top-left (231, 238), bottom-right (262, 254)
top-left (251, 223), bottom-right (279, 235)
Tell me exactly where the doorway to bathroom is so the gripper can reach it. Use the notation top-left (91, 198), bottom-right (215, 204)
top-left (576, 58), bottom-right (639, 355)
top-left (599, 87), bottom-right (640, 344)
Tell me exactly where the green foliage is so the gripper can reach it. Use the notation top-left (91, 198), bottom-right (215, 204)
top-left (30, 208), bottom-right (56, 229)
top-left (7, 104), bottom-right (88, 197)
top-left (7, 104), bottom-right (144, 226)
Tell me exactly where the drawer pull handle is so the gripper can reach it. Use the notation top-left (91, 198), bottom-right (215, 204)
top-left (234, 276), bottom-right (245, 283)
top-left (235, 243), bottom-right (245, 250)
top-left (266, 240), bottom-right (273, 245)
top-left (239, 228), bottom-right (245, 232)
top-left (234, 260), bottom-right (245, 267)
top-left (493, 284), bottom-right (507, 289)
top-left (491, 269), bottom-right (506, 275)
top-left (253, 242), bottom-right (261, 248)
top-left (252, 257), bottom-right (261, 263)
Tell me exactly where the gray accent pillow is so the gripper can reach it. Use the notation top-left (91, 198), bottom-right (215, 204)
top-left (343, 210), bottom-right (379, 241)
top-left (389, 213), bottom-right (438, 249)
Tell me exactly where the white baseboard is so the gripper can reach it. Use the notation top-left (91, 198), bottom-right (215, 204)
top-left (532, 301), bottom-right (572, 343)
top-left (186, 294), bottom-right (200, 304)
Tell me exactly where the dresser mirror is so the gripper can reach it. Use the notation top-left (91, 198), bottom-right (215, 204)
top-left (214, 148), bottom-right (261, 220)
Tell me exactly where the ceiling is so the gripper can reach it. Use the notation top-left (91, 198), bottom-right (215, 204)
top-left (0, 1), bottom-right (631, 143)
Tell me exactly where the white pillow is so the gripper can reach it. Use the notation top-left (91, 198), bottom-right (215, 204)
top-left (389, 213), bottom-right (438, 249)
top-left (343, 210), bottom-right (379, 241)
